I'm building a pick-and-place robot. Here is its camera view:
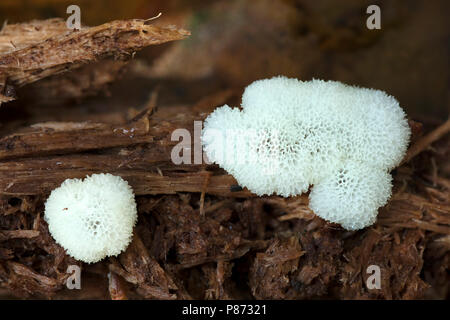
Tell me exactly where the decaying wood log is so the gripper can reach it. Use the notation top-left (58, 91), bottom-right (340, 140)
top-left (1, 107), bottom-right (449, 200)
top-left (0, 160), bottom-right (253, 197)
top-left (0, 18), bottom-right (189, 105)
top-left (0, 105), bottom-right (254, 197)
top-left (0, 109), bottom-right (153, 159)
top-left (0, 57), bottom-right (448, 299)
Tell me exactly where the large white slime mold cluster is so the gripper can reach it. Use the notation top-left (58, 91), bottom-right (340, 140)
top-left (202, 76), bottom-right (410, 230)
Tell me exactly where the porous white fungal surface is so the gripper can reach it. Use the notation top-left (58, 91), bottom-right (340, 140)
top-left (202, 76), bottom-right (410, 230)
top-left (44, 173), bottom-right (137, 263)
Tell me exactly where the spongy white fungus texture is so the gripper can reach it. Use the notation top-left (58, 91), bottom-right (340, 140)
top-left (44, 173), bottom-right (137, 263)
top-left (202, 76), bottom-right (410, 230)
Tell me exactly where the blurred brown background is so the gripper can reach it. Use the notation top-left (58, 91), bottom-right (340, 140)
top-left (0, 0), bottom-right (448, 121)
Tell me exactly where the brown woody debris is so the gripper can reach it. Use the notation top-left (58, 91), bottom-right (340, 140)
top-left (402, 118), bottom-right (450, 164)
top-left (0, 8), bottom-right (448, 299)
top-left (250, 236), bottom-right (305, 299)
top-left (108, 271), bottom-right (128, 300)
top-left (0, 95), bottom-right (449, 299)
top-left (109, 234), bottom-right (178, 299)
top-left (340, 229), bottom-right (429, 299)
top-left (0, 18), bottom-right (189, 105)
top-left (203, 261), bottom-right (234, 299)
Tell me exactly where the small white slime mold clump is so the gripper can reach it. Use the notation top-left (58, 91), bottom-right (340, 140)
top-left (44, 173), bottom-right (137, 263)
top-left (202, 76), bottom-right (410, 230)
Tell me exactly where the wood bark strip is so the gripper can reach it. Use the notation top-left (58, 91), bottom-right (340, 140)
top-left (0, 230), bottom-right (40, 241)
top-left (0, 19), bottom-right (190, 85)
top-left (0, 123), bottom-right (252, 197)
top-left (6, 261), bottom-right (59, 287)
top-left (0, 167), bottom-right (252, 197)
top-left (0, 19), bottom-right (189, 104)
top-left (0, 110), bottom-right (153, 159)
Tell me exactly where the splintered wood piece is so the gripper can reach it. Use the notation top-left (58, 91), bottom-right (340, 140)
top-left (0, 110), bottom-right (152, 160)
top-left (0, 165), bottom-right (252, 197)
top-left (6, 261), bottom-right (59, 287)
top-left (0, 18), bottom-right (189, 104)
top-left (0, 19), bottom-right (190, 85)
top-left (0, 230), bottom-right (40, 241)
top-left (0, 19), bottom-right (68, 54)
top-left (110, 234), bottom-right (178, 299)
top-left (402, 118), bottom-right (450, 164)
